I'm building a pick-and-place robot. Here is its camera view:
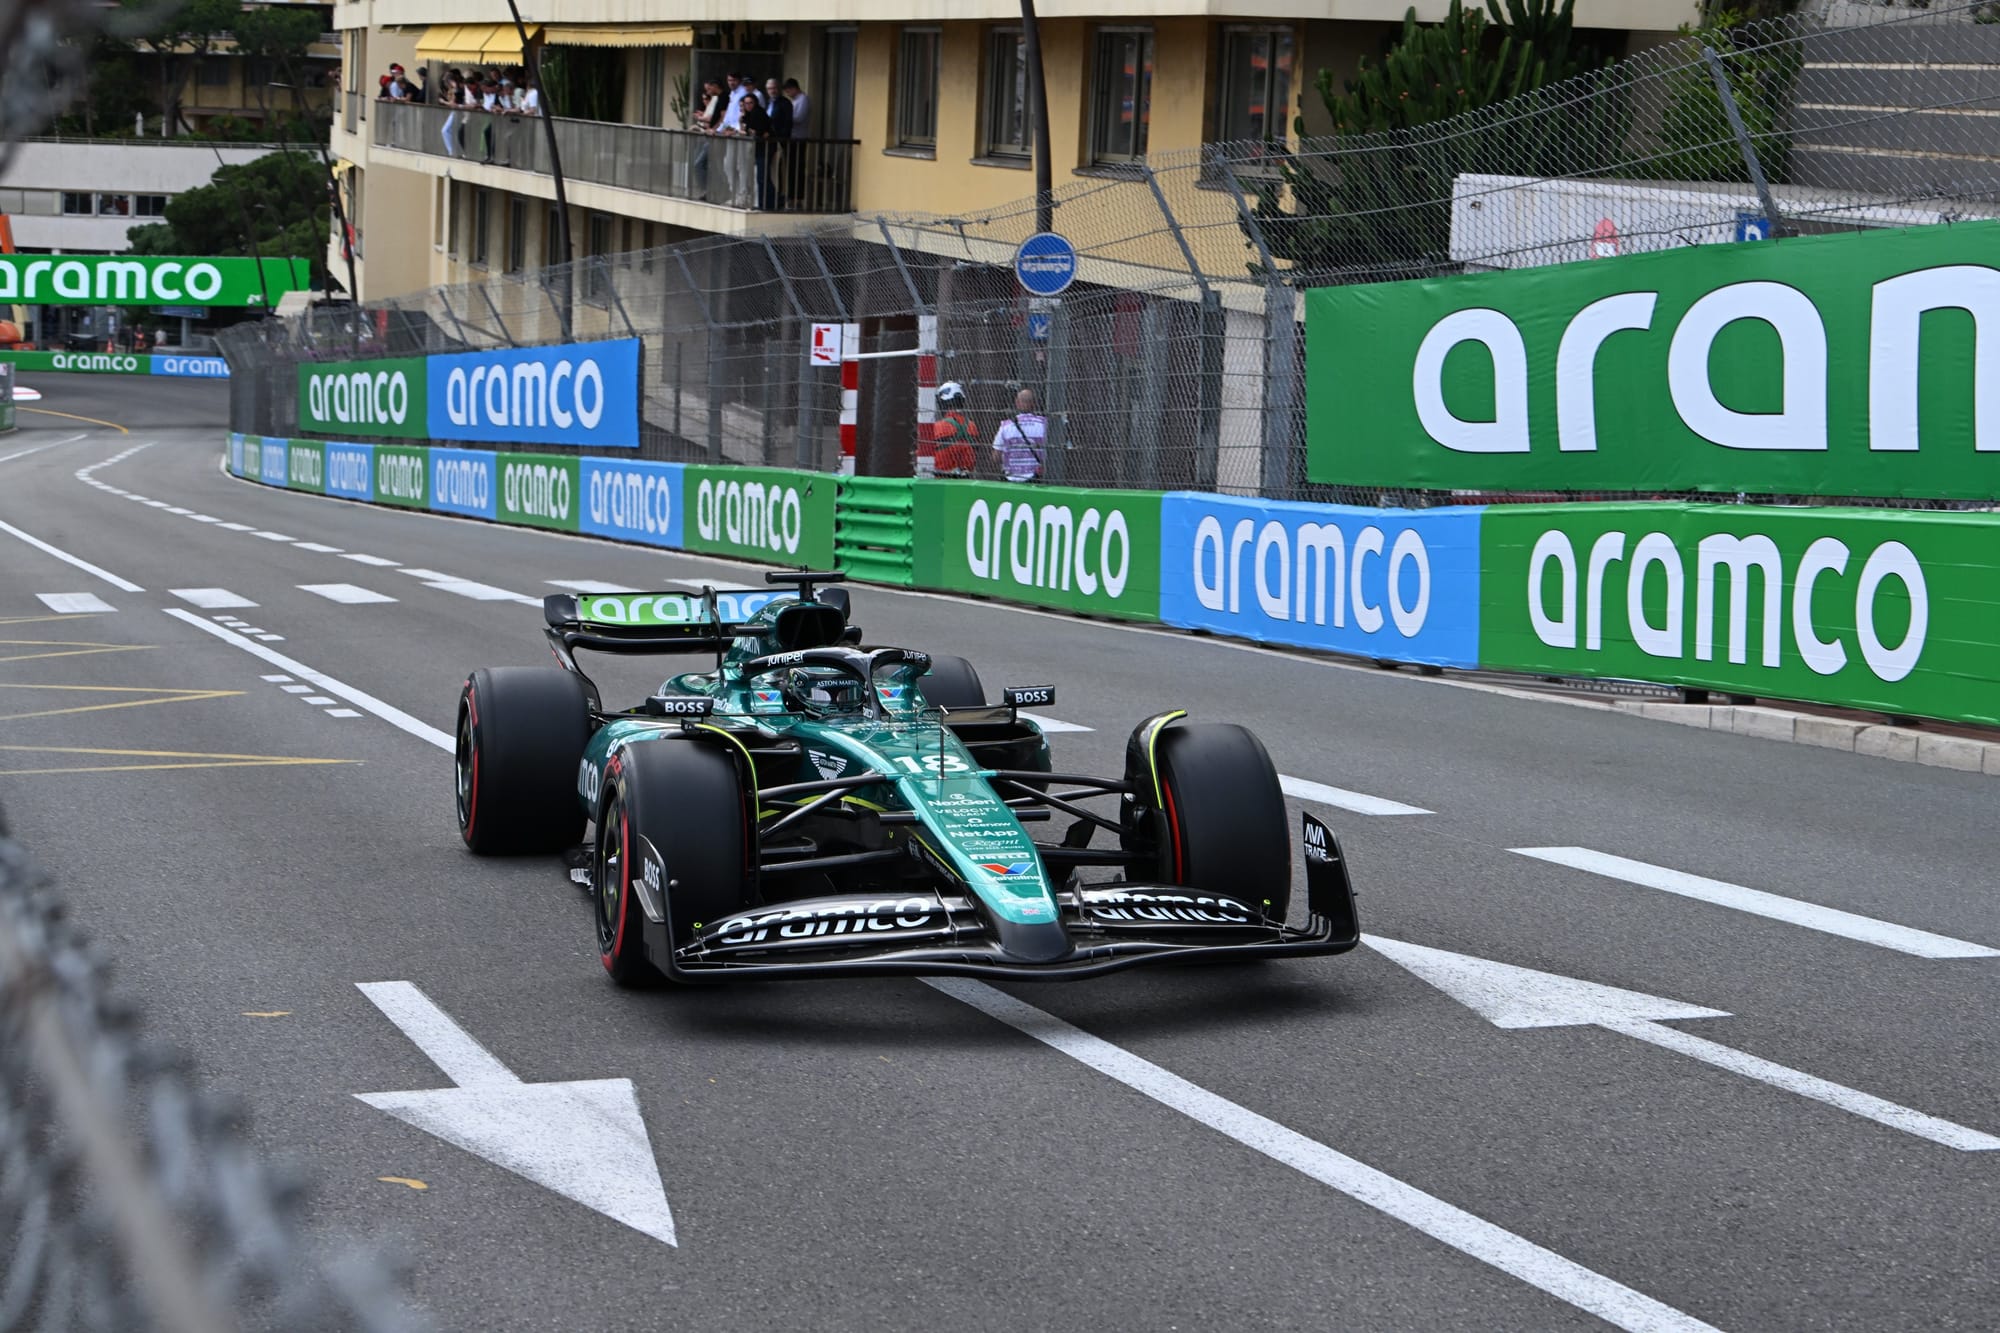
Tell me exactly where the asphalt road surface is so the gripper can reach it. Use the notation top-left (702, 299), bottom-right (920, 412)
top-left (2, 375), bottom-right (1996, 1332)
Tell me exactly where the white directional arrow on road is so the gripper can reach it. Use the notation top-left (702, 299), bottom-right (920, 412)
top-left (353, 981), bottom-right (677, 1245)
top-left (1366, 937), bottom-right (2000, 1152)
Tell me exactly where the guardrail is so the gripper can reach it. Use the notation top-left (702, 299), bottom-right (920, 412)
top-left (370, 100), bottom-right (858, 215)
top-left (228, 433), bottom-right (2000, 731)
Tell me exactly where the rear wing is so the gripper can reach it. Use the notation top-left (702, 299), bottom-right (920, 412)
top-left (542, 588), bottom-right (785, 658)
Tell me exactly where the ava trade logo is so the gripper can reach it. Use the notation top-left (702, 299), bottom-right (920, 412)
top-left (979, 862), bottom-right (1032, 878)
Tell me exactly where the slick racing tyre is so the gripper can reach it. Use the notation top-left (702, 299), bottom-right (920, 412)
top-left (593, 739), bottom-right (754, 986)
top-left (1145, 723), bottom-right (1292, 922)
top-left (457, 667), bottom-right (591, 855)
top-left (917, 654), bottom-right (985, 710)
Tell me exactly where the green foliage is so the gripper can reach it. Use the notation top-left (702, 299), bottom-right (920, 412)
top-left (1648, 11), bottom-right (1803, 183)
top-left (48, 39), bottom-right (158, 136)
top-left (540, 47), bottom-right (626, 122)
top-left (118, 0), bottom-right (244, 131)
top-left (1250, 0), bottom-right (1615, 277)
top-left (125, 151), bottom-right (328, 287)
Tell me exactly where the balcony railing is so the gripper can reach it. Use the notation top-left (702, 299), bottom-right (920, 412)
top-left (370, 100), bottom-right (857, 215)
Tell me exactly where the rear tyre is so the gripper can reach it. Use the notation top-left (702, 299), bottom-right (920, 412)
top-left (1148, 723), bottom-right (1292, 921)
top-left (594, 739), bottom-right (754, 986)
top-left (457, 667), bottom-right (591, 855)
top-left (918, 655), bottom-right (985, 709)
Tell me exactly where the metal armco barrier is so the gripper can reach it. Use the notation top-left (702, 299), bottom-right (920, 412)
top-left (0, 824), bottom-right (420, 1332)
top-left (228, 436), bottom-right (2000, 730)
top-left (834, 477), bottom-right (917, 586)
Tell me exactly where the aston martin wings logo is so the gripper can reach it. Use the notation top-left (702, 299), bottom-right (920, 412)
top-left (808, 749), bottom-right (846, 779)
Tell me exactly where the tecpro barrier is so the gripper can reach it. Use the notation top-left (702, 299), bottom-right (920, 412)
top-left (1308, 222), bottom-right (2000, 501)
top-left (0, 351), bottom-right (230, 378)
top-left (226, 435), bottom-right (2000, 728)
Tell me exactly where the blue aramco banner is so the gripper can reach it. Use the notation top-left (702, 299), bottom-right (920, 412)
top-left (427, 337), bottom-right (642, 449)
top-left (1158, 493), bottom-right (1486, 668)
top-left (580, 456), bottom-right (683, 547)
top-left (429, 446), bottom-right (498, 520)
top-left (257, 436), bottom-right (288, 488)
top-left (324, 441), bottom-right (375, 500)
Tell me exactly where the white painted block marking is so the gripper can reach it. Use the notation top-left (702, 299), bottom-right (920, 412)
top-left (1019, 712), bottom-right (1092, 734)
top-left (280, 685), bottom-right (315, 694)
top-left (163, 506), bottom-right (193, 516)
top-left (341, 553), bottom-right (399, 567)
top-left (260, 674), bottom-right (293, 683)
top-left (427, 579), bottom-right (539, 605)
top-left (254, 634), bottom-right (285, 642)
top-left (170, 588), bottom-right (258, 610)
top-left (161, 609), bottom-right (453, 749)
top-left (1514, 847), bottom-right (2000, 960)
top-left (298, 583), bottom-right (397, 606)
top-left (293, 542), bottom-right (343, 553)
top-left (301, 696), bottom-right (336, 707)
top-left (218, 522), bottom-right (255, 532)
top-left (927, 977), bottom-right (1720, 1333)
top-left (143, 500), bottom-right (171, 508)
top-left (398, 568), bottom-right (454, 581)
top-left (251, 531), bottom-right (296, 542)
top-left (189, 514), bottom-right (222, 523)
top-left (1280, 774), bottom-right (1432, 817)
top-left (545, 580), bottom-right (640, 594)
top-left (325, 709), bottom-right (361, 718)
top-left (36, 593), bottom-right (115, 614)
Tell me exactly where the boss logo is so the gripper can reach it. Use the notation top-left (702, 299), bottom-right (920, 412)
top-left (1003, 686), bottom-right (1055, 707)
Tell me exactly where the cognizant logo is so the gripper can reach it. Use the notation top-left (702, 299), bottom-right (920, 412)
top-left (307, 368), bottom-right (411, 427)
top-left (444, 355), bottom-right (605, 432)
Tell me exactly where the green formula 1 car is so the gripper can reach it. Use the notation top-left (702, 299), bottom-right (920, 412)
top-left (454, 571), bottom-right (1358, 985)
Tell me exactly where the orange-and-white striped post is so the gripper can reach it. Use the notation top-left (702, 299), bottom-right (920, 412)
top-left (837, 320), bottom-right (860, 476)
top-left (914, 313), bottom-right (939, 478)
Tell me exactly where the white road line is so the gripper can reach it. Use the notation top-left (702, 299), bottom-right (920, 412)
top-left (0, 433), bottom-right (87, 463)
top-left (1514, 847), bottom-right (2000, 960)
top-left (301, 696), bottom-right (336, 706)
top-left (254, 634), bottom-right (285, 642)
top-left (299, 583), bottom-right (397, 605)
top-left (426, 579), bottom-right (539, 605)
top-left (326, 709), bottom-right (361, 718)
top-left (355, 981), bottom-right (521, 1088)
top-left (1019, 712), bottom-right (1092, 734)
top-left (280, 685), bottom-right (315, 694)
top-left (1280, 775), bottom-right (1432, 818)
top-left (218, 522), bottom-right (255, 532)
top-left (170, 588), bottom-right (258, 610)
top-left (36, 593), bottom-right (115, 614)
top-left (143, 499), bottom-right (172, 508)
top-left (163, 506), bottom-right (192, 515)
top-left (0, 519), bottom-right (144, 592)
top-left (546, 579), bottom-right (640, 593)
top-left (341, 553), bottom-right (399, 567)
top-left (260, 674), bottom-right (292, 682)
top-left (251, 530), bottom-right (296, 542)
top-left (398, 568), bottom-right (454, 581)
top-left (1603, 1019), bottom-right (2000, 1151)
top-left (926, 977), bottom-right (1720, 1333)
top-left (189, 515), bottom-right (222, 523)
top-left (294, 542), bottom-right (343, 553)
top-left (162, 609), bottom-right (453, 749)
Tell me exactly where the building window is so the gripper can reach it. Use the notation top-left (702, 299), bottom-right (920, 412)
top-left (583, 212), bottom-right (614, 303)
top-left (95, 194), bottom-right (132, 217)
top-left (447, 183), bottom-right (462, 259)
top-left (1089, 28), bottom-right (1153, 165)
top-left (895, 28), bottom-right (940, 150)
top-left (506, 198), bottom-right (526, 273)
top-left (135, 194), bottom-right (168, 217)
top-left (199, 55), bottom-right (232, 88)
top-left (471, 188), bottom-right (492, 267)
top-left (981, 28), bottom-right (1029, 160)
top-left (639, 50), bottom-right (667, 128)
top-left (546, 207), bottom-right (565, 268)
top-left (62, 192), bottom-right (93, 216)
top-left (1218, 27), bottom-right (1294, 148)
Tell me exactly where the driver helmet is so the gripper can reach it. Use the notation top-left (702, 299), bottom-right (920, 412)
top-left (936, 380), bottom-right (967, 409)
top-left (783, 666), bottom-right (867, 715)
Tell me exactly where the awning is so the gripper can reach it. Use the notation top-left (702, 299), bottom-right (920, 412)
top-left (541, 24), bottom-right (693, 48)
top-left (414, 23), bottom-right (540, 64)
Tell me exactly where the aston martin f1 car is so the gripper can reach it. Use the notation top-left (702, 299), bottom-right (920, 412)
top-left (454, 572), bottom-right (1358, 985)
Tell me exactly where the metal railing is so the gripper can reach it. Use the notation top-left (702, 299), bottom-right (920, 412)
top-left (234, 0), bottom-right (2000, 505)
top-left (371, 100), bottom-right (858, 215)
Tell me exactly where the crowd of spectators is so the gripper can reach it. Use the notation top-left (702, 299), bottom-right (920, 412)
top-left (689, 73), bottom-right (810, 211)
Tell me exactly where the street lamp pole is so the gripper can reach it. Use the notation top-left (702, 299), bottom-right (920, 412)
top-left (269, 70), bottom-right (359, 308)
top-left (1019, 0), bottom-right (1053, 233)
top-left (504, 0), bottom-right (574, 338)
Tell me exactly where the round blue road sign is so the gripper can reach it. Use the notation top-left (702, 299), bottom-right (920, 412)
top-left (1014, 232), bottom-right (1078, 297)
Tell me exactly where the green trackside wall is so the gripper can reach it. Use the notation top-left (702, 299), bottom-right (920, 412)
top-left (225, 434), bottom-right (2000, 729)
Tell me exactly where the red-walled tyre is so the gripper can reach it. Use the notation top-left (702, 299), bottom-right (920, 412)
top-left (456, 667), bottom-right (590, 855)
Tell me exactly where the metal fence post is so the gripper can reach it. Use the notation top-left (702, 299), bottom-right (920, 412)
top-left (475, 285), bottom-right (520, 346)
top-left (1133, 300), bottom-right (1165, 491)
top-left (805, 233), bottom-right (850, 319)
top-left (1196, 289), bottom-right (1223, 491)
top-left (1213, 149), bottom-right (1300, 496)
top-left (1044, 301), bottom-right (1070, 485)
top-left (598, 257), bottom-right (639, 337)
top-left (1703, 46), bottom-right (1786, 238)
top-left (876, 219), bottom-right (925, 309)
top-left (673, 249), bottom-right (726, 462)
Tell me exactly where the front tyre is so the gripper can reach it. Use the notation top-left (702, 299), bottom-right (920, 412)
top-left (1142, 722), bottom-right (1292, 921)
top-left (593, 739), bottom-right (754, 986)
top-left (917, 655), bottom-right (984, 709)
top-left (457, 667), bottom-right (591, 855)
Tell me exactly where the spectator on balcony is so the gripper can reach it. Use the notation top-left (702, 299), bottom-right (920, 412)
top-left (784, 78), bottom-right (809, 136)
top-left (517, 77), bottom-right (541, 116)
top-left (761, 78), bottom-right (792, 210)
top-left (411, 68), bottom-right (430, 103)
top-left (992, 389), bottom-right (1048, 483)
top-left (720, 76), bottom-right (757, 210)
top-left (738, 91), bottom-right (771, 211)
top-left (440, 72), bottom-right (464, 154)
top-left (386, 65), bottom-right (411, 102)
top-left (691, 78), bottom-right (723, 197)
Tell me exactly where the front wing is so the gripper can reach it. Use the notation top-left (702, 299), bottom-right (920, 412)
top-left (652, 814), bottom-right (1359, 983)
